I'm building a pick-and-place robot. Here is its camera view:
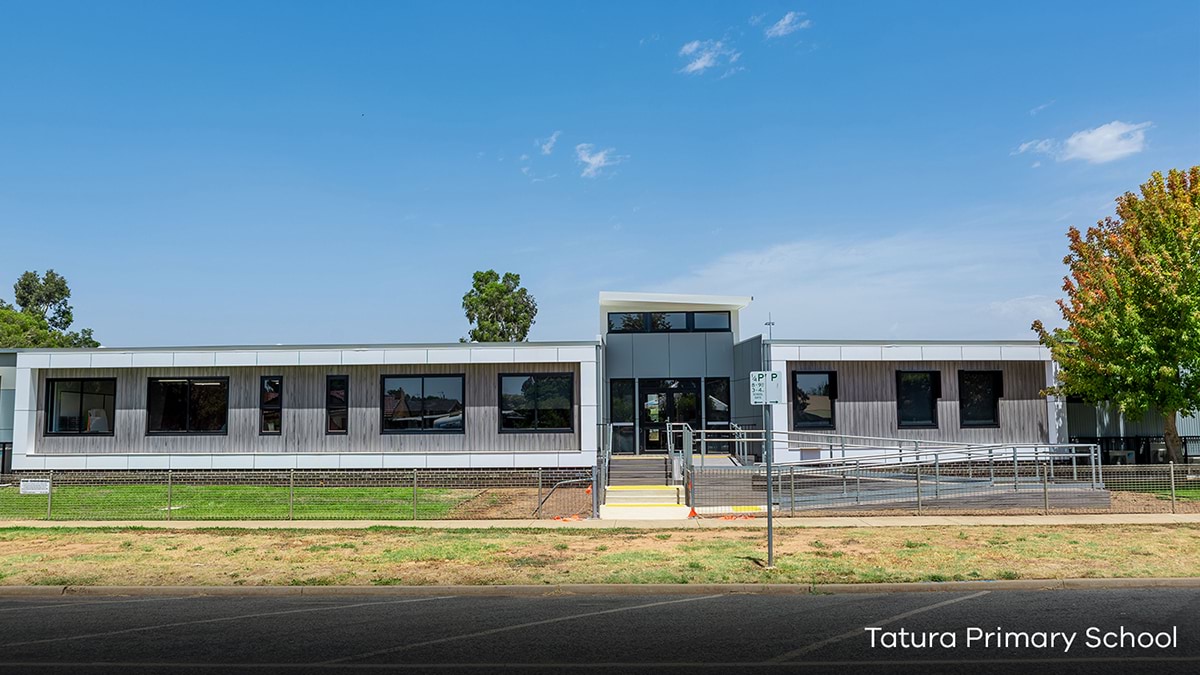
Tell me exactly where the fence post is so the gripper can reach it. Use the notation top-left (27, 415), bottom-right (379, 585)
top-left (288, 469), bottom-right (295, 521)
top-left (934, 455), bottom-right (941, 498)
top-left (536, 468), bottom-right (543, 519)
top-left (167, 470), bottom-right (173, 522)
top-left (789, 466), bottom-right (795, 517)
top-left (855, 460), bottom-right (861, 504)
top-left (1013, 447), bottom-right (1019, 492)
top-left (412, 469), bottom-right (419, 520)
top-left (591, 465), bottom-right (600, 518)
top-left (1169, 462), bottom-right (1177, 514)
top-left (46, 470), bottom-right (53, 521)
top-left (915, 463), bottom-right (922, 515)
top-left (1042, 463), bottom-right (1049, 515)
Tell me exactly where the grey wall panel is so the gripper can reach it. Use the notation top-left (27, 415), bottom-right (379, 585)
top-left (0, 389), bottom-right (13, 443)
top-left (732, 336), bottom-right (764, 429)
top-left (631, 334), bottom-right (670, 378)
top-left (0, 353), bottom-right (15, 367)
top-left (705, 333), bottom-right (734, 378)
top-left (34, 363), bottom-right (580, 455)
top-left (785, 360), bottom-right (1049, 444)
top-left (667, 334), bottom-right (707, 378)
top-left (604, 334), bottom-right (634, 380)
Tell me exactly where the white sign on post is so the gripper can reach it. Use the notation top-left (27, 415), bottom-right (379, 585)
top-left (19, 480), bottom-right (50, 495)
top-left (750, 371), bottom-right (785, 405)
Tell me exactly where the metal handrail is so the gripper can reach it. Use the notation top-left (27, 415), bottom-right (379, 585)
top-left (533, 477), bottom-right (594, 518)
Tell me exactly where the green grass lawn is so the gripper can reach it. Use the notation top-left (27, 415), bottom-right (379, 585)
top-left (0, 484), bottom-right (474, 520)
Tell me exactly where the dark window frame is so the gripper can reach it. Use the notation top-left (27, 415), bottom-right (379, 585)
top-left (146, 377), bottom-right (230, 436)
top-left (325, 374), bottom-right (349, 436)
top-left (44, 378), bottom-right (117, 437)
top-left (791, 370), bottom-right (838, 431)
top-left (259, 375), bottom-right (283, 436)
top-left (605, 311), bottom-right (733, 334)
top-left (958, 370), bottom-right (1004, 429)
top-left (497, 372), bottom-right (575, 434)
top-left (379, 374), bottom-right (467, 435)
top-left (609, 378), bottom-right (635, 424)
top-left (895, 370), bottom-right (941, 429)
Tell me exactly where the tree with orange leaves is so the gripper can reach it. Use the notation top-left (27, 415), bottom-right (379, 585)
top-left (1035, 167), bottom-right (1200, 463)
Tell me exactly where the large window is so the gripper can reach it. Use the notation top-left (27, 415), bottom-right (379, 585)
top-left (326, 375), bottom-right (349, 435)
top-left (896, 371), bottom-right (940, 428)
top-left (959, 370), bottom-right (1003, 428)
top-left (705, 378), bottom-right (731, 426)
top-left (382, 375), bottom-right (465, 433)
top-left (499, 373), bottom-right (573, 432)
top-left (46, 379), bottom-right (116, 435)
top-left (147, 378), bottom-right (228, 434)
top-left (260, 376), bottom-right (283, 435)
top-left (605, 311), bottom-right (732, 334)
top-left (609, 379), bottom-right (635, 424)
top-left (792, 371), bottom-right (837, 429)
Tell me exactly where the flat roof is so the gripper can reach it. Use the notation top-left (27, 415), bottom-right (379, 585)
top-left (766, 338), bottom-right (1043, 346)
top-left (599, 291), bottom-right (752, 310)
top-left (12, 340), bottom-right (600, 354)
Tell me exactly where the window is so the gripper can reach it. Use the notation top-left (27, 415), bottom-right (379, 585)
top-left (693, 311), bottom-right (731, 331)
top-left (896, 371), bottom-right (940, 428)
top-left (609, 379), bottom-right (634, 424)
top-left (381, 375), bottom-right (465, 433)
top-left (147, 378), bottom-right (228, 434)
top-left (607, 312), bottom-right (645, 333)
top-left (792, 371), bottom-right (837, 429)
top-left (499, 373), bottom-right (573, 431)
top-left (46, 379), bottom-right (116, 435)
top-left (326, 375), bottom-right (349, 434)
top-left (705, 378), bottom-right (731, 425)
top-left (260, 376), bottom-right (283, 435)
top-left (959, 370), bottom-right (1003, 427)
top-left (605, 311), bottom-right (733, 334)
top-left (648, 312), bottom-right (687, 331)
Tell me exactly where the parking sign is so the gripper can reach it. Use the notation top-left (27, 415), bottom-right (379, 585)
top-left (750, 371), bottom-right (784, 405)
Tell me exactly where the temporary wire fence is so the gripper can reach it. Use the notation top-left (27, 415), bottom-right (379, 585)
top-left (0, 468), bottom-right (596, 521)
top-left (690, 462), bottom-right (1199, 517)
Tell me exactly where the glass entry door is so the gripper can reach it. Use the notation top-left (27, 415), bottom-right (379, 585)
top-left (639, 379), bottom-right (701, 452)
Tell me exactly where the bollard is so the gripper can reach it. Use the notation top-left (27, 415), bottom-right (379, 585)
top-left (915, 463), bottom-right (922, 515)
top-left (288, 469), bottom-right (295, 520)
top-left (46, 470), bottom-right (53, 521)
top-left (1042, 463), bottom-right (1049, 515)
top-left (1169, 462), bottom-right (1177, 514)
top-left (167, 470), bottom-right (173, 522)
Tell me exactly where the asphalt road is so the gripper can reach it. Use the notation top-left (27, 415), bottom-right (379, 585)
top-left (0, 589), bottom-right (1196, 673)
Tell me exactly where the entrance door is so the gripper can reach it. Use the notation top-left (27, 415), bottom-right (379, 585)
top-left (639, 379), bottom-right (701, 452)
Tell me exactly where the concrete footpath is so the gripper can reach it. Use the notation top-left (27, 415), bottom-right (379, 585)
top-left (2, 513), bottom-right (1199, 529)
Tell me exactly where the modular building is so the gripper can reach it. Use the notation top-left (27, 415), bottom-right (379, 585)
top-left (0, 292), bottom-right (1192, 473)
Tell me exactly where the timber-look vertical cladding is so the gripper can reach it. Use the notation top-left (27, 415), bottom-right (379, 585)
top-left (34, 363), bottom-right (580, 455)
top-left (786, 360), bottom-right (1050, 444)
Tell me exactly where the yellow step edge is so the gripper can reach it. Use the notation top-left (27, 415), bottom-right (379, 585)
top-left (601, 503), bottom-right (686, 508)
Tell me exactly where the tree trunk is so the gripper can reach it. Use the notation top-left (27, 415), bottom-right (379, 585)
top-left (1163, 411), bottom-right (1185, 464)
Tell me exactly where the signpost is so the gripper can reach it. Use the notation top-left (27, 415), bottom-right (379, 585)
top-left (750, 371), bottom-right (783, 568)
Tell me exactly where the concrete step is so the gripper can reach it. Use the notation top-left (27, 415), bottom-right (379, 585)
top-left (598, 504), bottom-right (693, 520)
top-left (604, 486), bottom-right (683, 505)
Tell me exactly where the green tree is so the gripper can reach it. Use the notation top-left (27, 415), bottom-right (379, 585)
top-left (461, 270), bottom-right (538, 342)
top-left (1034, 167), bottom-right (1200, 463)
top-left (0, 270), bottom-right (99, 348)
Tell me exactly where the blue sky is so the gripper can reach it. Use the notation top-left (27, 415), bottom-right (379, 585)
top-left (1, 1), bottom-right (1197, 346)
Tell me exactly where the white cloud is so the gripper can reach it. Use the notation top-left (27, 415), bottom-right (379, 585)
top-left (1029, 100), bottom-right (1055, 116)
top-left (536, 131), bottom-right (562, 155)
top-left (1012, 121), bottom-right (1152, 165)
top-left (677, 39), bottom-right (741, 75)
top-left (653, 231), bottom-right (1066, 340)
top-left (1061, 121), bottom-right (1152, 163)
top-left (748, 13), bottom-right (766, 26)
top-left (574, 143), bottom-right (626, 178)
top-left (519, 153), bottom-right (530, 161)
top-left (764, 11), bottom-right (811, 38)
